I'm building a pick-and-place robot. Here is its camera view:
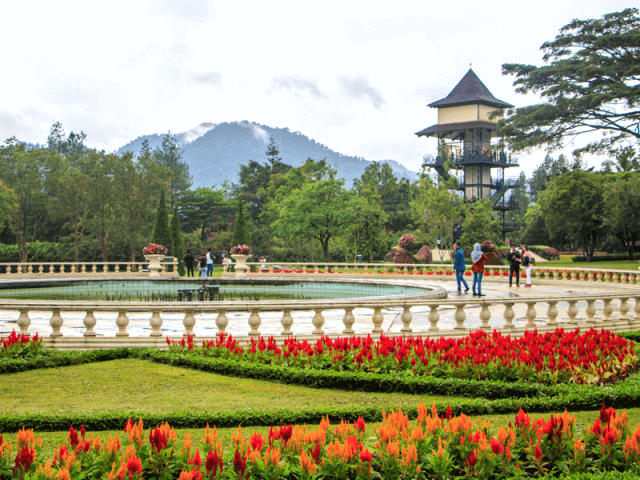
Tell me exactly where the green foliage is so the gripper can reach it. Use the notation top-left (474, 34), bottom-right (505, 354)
top-left (602, 174), bottom-right (640, 259)
top-left (171, 206), bottom-right (185, 275)
top-left (151, 132), bottom-right (192, 210)
top-left (500, 8), bottom-right (640, 155)
top-left (231, 197), bottom-right (249, 247)
top-left (152, 190), bottom-right (173, 254)
top-left (0, 180), bottom-right (17, 228)
top-left (459, 199), bottom-right (501, 247)
top-left (540, 171), bottom-right (606, 260)
top-left (572, 252), bottom-right (640, 262)
top-left (178, 187), bottom-right (226, 241)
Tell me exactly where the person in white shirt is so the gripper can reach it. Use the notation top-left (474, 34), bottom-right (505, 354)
top-left (206, 248), bottom-right (214, 277)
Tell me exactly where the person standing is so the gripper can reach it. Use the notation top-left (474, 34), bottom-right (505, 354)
top-left (198, 255), bottom-right (207, 278)
top-left (453, 242), bottom-right (470, 294)
top-left (522, 245), bottom-right (534, 288)
top-left (206, 248), bottom-right (214, 277)
top-left (183, 250), bottom-right (195, 277)
top-left (471, 243), bottom-right (488, 297)
top-left (506, 245), bottom-right (521, 287)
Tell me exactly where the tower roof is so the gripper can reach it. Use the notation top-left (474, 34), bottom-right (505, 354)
top-left (428, 69), bottom-right (514, 109)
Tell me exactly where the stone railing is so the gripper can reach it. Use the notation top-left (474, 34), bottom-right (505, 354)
top-left (224, 262), bottom-right (640, 284)
top-left (0, 260), bottom-right (179, 277)
top-left (3, 290), bottom-right (639, 349)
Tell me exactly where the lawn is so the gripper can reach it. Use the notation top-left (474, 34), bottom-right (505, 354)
top-left (0, 359), bottom-right (463, 416)
top-left (542, 259), bottom-right (639, 270)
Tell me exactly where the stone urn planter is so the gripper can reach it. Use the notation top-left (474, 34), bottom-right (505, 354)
top-left (144, 254), bottom-right (165, 278)
top-left (231, 254), bottom-right (250, 277)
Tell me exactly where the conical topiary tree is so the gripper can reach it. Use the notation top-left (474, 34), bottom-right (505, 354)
top-left (231, 197), bottom-right (249, 247)
top-left (152, 190), bottom-right (173, 254)
top-left (171, 206), bottom-right (185, 276)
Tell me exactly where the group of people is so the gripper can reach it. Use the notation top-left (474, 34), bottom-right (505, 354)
top-left (453, 242), bottom-right (534, 295)
top-left (182, 248), bottom-right (217, 277)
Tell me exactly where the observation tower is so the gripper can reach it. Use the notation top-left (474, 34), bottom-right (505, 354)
top-left (417, 69), bottom-right (520, 234)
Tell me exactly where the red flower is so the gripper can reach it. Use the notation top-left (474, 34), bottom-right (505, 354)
top-left (126, 455), bottom-right (142, 476)
top-left (14, 444), bottom-right (35, 473)
top-left (534, 444), bottom-right (543, 461)
top-left (354, 417), bottom-right (366, 432)
top-left (67, 425), bottom-right (80, 448)
top-left (249, 432), bottom-right (265, 452)
top-left (445, 405), bottom-right (453, 421)
top-left (359, 448), bottom-right (373, 462)
top-left (205, 449), bottom-right (222, 474)
top-left (233, 448), bottom-right (247, 477)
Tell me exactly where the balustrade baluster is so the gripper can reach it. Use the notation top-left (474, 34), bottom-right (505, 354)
top-left (126, 264), bottom-right (131, 273)
top-left (17, 309), bottom-right (31, 335)
top-left (50, 309), bottom-right (64, 337)
top-left (546, 301), bottom-right (559, 327)
top-left (371, 307), bottom-right (384, 333)
top-left (479, 303), bottom-right (491, 330)
top-left (161, 264), bottom-right (167, 274)
top-left (114, 265), bottom-right (120, 273)
top-left (525, 302), bottom-right (537, 329)
top-left (618, 298), bottom-right (630, 324)
top-left (83, 310), bottom-right (97, 336)
top-left (115, 309), bottom-right (129, 337)
top-left (454, 304), bottom-right (466, 330)
top-left (566, 300), bottom-right (579, 326)
top-left (27, 264), bottom-right (33, 274)
top-left (281, 309), bottom-right (294, 335)
top-left (502, 303), bottom-right (515, 330)
top-left (602, 298), bottom-right (614, 325)
top-left (342, 308), bottom-right (355, 334)
top-left (248, 309), bottom-right (262, 336)
top-left (92, 264), bottom-right (98, 274)
top-left (149, 310), bottom-right (163, 336)
top-left (363, 265), bottom-right (369, 274)
top-left (428, 305), bottom-right (440, 332)
top-left (215, 309), bottom-right (228, 333)
top-left (585, 299), bottom-right (597, 326)
top-left (183, 308), bottom-right (196, 337)
top-left (400, 306), bottom-right (412, 333)
top-left (597, 271), bottom-right (603, 282)
top-left (312, 308), bottom-right (325, 335)
top-left (634, 297), bottom-right (640, 324)
top-left (38, 265), bottom-right (44, 274)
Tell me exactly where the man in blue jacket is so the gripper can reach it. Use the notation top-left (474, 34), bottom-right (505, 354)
top-left (454, 242), bottom-right (470, 294)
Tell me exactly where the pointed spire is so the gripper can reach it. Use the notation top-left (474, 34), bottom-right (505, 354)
top-left (428, 69), bottom-right (513, 109)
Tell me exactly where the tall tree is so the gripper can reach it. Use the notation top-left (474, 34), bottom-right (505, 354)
top-left (152, 132), bottom-right (192, 210)
top-left (152, 190), bottom-right (173, 253)
top-left (0, 180), bottom-right (17, 228)
top-left (231, 197), bottom-right (249, 246)
top-left (171, 206), bottom-right (185, 275)
top-left (602, 173), bottom-right (640, 259)
top-left (527, 154), bottom-right (576, 203)
top-left (47, 122), bottom-right (87, 157)
top-left (458, 199), bottom-right (501, 247)
top-left (601, 147), bottom-right (639, 173)
top-left (499, 8), bottom-right (640, 156)
top-left (179, 188), bottom-right (226, 241)
top-left (540, 170), bottom-right (605, 260)
top-left (0, 142), bottom-right (51, 262)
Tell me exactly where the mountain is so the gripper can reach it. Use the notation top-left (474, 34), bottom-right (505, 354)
top-left (116, 121), bottom-right (418, 188)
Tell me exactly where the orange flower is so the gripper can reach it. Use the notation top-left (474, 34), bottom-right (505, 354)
top-left (183, 432), bottom-right (193, 458)
top-left (386, 441), bottom-right (400, 459)
top-left (300, 450), bottom-right (318, 474)
top-left (232, 427), bottom-right (245, 451)
top-left (104, 434), bottom-right (121, 457)
top-left (411, 426), bottom-right (425, 442)
top-left (57, 468), bottom-right (71, 480)
top-left (17, 428), bottom-right (41, 449)
top-left (202, 424), bottom-right (218, 448)
top-left (444, 413), bottom-right (473, 435)
top-left (402, 444), bottom-right (417, 465)
top-left (125, 418), bottom-right (144, 449)
top-left (264, 447), bottom-right (281, 468)
top-left (319, 416), bottom-right (331, 432)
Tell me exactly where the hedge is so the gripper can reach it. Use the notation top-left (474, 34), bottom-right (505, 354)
top-left (0, 348), bottom-right (131, 374)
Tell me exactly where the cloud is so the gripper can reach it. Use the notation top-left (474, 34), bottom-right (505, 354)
top-left (193, 71), bottom-right (223, 86)
top-left (270, 75), bottom-right (328, 100)
top-left (336, 74), bottom-right (387, 110)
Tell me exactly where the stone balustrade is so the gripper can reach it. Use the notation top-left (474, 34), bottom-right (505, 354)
top-left (223, 262), bottom-right (640, 284)
top-left (3, 291), bottom-right (639, 349)
top-left (0, 260), bottom-right (179, 276)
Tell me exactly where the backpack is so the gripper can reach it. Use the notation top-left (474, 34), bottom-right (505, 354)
top-left (522, 255), bottom-right (530, 267)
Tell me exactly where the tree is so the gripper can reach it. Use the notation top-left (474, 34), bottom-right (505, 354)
top-left (411, 174), bottom-right (464, 261)
top-left (601, 147), bottom-right (639, 173)
top-left (179, 188), bottom-right (226, 242)
top-left (499, 8), bottom-right (640, 156)
top-left (266, 164), bottom-right (358, 262)
top-left (0, 180), bottom-right (17, 228)
top-left (458, 199), bottom-right (501, 248)
top-left (341, 192), bottom-right (388, 262)
top-left (47, 122), bottom-right (87, 157)
top-left (171, 206), bottom-right (185, 275)
top-left (152, 132), bottom-right (192, 210)
top-left (527, 154), bottom-right (577, 203)
top-left (231, 197), bottom-right (249, 247)
top-left (152, 190), bottom-right (173, 254)
top-left (0, 142), bottom-right (51, 262)
top-left (603, 173), bottom-right (640, 258)
top-left (540, 170), bottom-right (605, 260)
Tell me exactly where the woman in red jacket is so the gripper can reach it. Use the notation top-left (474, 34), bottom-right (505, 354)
top-left (471, 243), bottom-right (489, 297)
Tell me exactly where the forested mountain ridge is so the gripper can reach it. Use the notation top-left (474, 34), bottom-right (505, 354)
top-left (116, 121), bottom-right (418, 188)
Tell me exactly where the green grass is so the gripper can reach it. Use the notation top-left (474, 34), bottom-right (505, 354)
top-left (542, 259), bottom-right (639, 270)
top-left (0, 359), bottom-right (463, 417)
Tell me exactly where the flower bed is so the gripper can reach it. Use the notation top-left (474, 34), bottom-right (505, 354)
top-left (1, 332), bottom-right (42, 359)
top-left (3, 404), bottom-right (640, 479)
top-left (167, 329), bottom-right (637, 386)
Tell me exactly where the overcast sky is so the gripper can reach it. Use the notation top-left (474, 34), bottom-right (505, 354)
top-left (0, 0), bottom-right (631, 177)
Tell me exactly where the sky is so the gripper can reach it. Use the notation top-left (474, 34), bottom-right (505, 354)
top-left (0, 0), bottom-right (631, 177)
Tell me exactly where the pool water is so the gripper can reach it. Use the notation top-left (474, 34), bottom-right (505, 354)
top-left (0, 280), bottom-right (429, 302)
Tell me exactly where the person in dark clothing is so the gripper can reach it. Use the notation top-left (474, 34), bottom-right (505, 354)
top-left (453, 242), bottom-right (470, 294)
top-left (198, 256), bottom-right (207, 278)
top-left (183, 250), bottom-right (195, 277)
top-left (506, 245), bottom-right (521, 287)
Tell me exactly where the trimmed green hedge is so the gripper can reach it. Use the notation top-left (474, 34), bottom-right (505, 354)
top-left (572, 252), bottom-right (639, 262)
top-left (0, 348), bottom-right (131, 374)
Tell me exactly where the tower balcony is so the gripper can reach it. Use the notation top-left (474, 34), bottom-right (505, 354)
top-left (450, 150), bottom-right (519, 168)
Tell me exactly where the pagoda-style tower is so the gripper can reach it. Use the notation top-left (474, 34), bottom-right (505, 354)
top-left (417, 69), bottom-right (520, 233)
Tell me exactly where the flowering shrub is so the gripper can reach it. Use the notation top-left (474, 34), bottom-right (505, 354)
top-left (391, 249), bottom-right (414, 265)
top-left (543, 247), bottom-right (560, 260)
top-left (4, 405), bottom-right (640, 479)
top-left (398, 234), bottom-right (417, 250)
top-left (230, 244), bottom-right (251, 255)
top-left (166, 329), bottom-right (637, 386)
top-left (142, 243), bottom-right (168, 255)
top-left (416, 245), bottom-right (432, 262)
top-left (1, 331), bottom-right (42, 358)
